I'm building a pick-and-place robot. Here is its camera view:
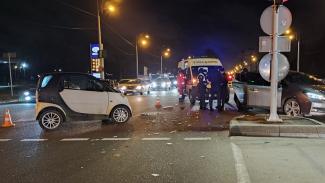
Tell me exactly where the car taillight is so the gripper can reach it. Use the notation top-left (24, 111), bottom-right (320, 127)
top-left (227, 75), bottom-right (233, 81)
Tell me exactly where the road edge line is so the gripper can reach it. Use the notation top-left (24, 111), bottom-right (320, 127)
top-left (231, 142), bottom-right (251, 183)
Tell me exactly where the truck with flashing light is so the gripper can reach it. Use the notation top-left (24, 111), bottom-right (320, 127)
top-left (177, 57), bottom-right (229, 104)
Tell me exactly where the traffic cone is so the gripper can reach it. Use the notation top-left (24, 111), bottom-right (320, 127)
top-left (155, 98), bottom-right (162, 109)
top-left (2, 109), bottom-right (15, 128)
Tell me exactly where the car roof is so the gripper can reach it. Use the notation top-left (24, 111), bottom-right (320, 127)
top-left (41, 72), bottom-right (93, 78)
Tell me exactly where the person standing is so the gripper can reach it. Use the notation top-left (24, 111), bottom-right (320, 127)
top-left (197, 74), bottom-right (207, 110)
top-left (217, 73), bottom-right (228, 111)
top-left (208, 71), bottom-right (219, 111)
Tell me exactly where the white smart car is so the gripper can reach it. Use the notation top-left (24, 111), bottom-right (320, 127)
top-left (35, 72), bottom-right (132, 130)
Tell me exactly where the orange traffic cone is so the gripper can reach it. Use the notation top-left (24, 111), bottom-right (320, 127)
top-left (2, 109), bottom-right (15, 128)
top-left (155, 98), bottom-right (162, 109)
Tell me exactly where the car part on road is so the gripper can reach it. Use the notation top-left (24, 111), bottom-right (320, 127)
top-left (189, 90), bottom-right (196, 105)
top-left (110, 105), bottom-right (131, 123)
top-left (284, 98), bottom-right (301, 116)
top-left (234, 94), bottom-right (243, 111)
top-left (38, 109), bottom-right (63, 130)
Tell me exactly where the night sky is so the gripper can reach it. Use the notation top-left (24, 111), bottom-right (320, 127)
top-left (0, 0), bottom-right (325, 79)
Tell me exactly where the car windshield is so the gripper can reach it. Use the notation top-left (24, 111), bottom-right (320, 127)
top-left (286, 73), bottom-right (324, 85)
top-left (119, 79), bottom-right (141, 84)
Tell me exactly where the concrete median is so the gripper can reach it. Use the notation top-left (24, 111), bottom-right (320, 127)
top-left (230, 114), bottom-right (324, 138)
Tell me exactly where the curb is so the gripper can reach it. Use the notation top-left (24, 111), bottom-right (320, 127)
top-left (229, 116), bottom-right (325, 138)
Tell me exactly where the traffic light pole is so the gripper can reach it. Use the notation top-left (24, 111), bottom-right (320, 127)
top-left (268, 3), bottom-right (282, 122)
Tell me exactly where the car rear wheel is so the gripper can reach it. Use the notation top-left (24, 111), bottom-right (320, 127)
top-left (284, 98), bottom-right (301, 116)
top-left (38, 109), bottom-right (63, 130)
top-left (111, 106), bottom-right (131, 123)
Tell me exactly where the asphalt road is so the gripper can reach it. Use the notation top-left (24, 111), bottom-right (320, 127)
top-left (1, 89), bottom-right (325, 182)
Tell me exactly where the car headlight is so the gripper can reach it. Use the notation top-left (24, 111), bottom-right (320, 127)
top-left (305, 92), bottom-right (325, 101)
top-left (24, 91), bottom-right (30, 96)
top-left (136, 86), bottom-right (142, 90)
top-left (120, 86), bottom-right (126, 90)
top-left (173, 81), bottom-right (177, 85)
top-left (25, 96), bottom-right (31, 101)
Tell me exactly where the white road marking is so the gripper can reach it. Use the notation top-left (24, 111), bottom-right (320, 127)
top-left (0, 139), bottom-right (11, 142)
top-left (102, 138), bottom-right (131, 141)
top-left (184, 137), bottom-right (212, 141)
top-left (231, 143), bottom-right (251, 183)
top-left (60, 138), bottom-right (89, 141)
top-left (142, 137), bottom-right (171, 141)
top-left (21, 139), bottom-right (48, 142)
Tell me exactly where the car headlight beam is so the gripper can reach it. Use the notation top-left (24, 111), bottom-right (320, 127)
top-left (306, 92), bottom-right (325, 101)
top-left (24, 91), bottom-right (30, 96)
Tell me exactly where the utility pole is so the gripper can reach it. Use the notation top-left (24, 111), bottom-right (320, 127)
top-left (268, 3), bottom-right (282, 122)
top-left (97, 0), bottom-right (105, 79)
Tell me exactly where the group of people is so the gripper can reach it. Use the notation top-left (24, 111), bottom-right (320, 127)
top-left (197, 70), bottom-right (228, 111)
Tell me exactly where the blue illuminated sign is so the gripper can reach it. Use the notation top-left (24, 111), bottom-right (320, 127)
top-left (90, 43), bottom-right (100, 59)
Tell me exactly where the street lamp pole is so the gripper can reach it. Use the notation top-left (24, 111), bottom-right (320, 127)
top-left (97, 0), bottom-right (105, 79)
top-left (160, 55), bottom-right (163, 74)
top-left (136, 41), bottom-right (139, 78)
top-left (297, 40), bottom-right (300, 72)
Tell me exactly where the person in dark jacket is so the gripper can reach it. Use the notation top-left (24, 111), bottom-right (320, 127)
top-left (197, 74), bottom-right (207, 110)
top-left (208, 71), bottom-right (222, 111)
top-left (217, 72), bottom-right (228, 111)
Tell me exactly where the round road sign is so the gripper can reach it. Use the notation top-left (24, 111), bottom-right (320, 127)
top-left (259, 53), bottom-right (290, 82)
top-left (260, 5), bottom-right (292, 36)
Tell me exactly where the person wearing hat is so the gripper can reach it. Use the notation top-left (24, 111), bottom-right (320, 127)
top-left (197, 74), bottom-right (207, 110)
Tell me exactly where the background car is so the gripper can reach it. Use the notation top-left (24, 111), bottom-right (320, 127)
top-left (168, 75), bottom-right (177, 88)
top-left (233, 71), bottom-right (325, 116)
top-left (118, 79), bottom-right (150, 95)
top-left (150, 77), bottom-right (171, 90)
top-left (19, 88), bottom-right (36, 102)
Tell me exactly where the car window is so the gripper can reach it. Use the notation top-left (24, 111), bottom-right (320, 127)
top-left (286, 73), bottom-right (324, 85)
top-left (64, 75), bottom-right (103, 91)
top-left (119, 79), bottom-right (130, 84)
top-left (40, 75), bottom-right (53, 88)
top-left (246, 73), bottom-right (270, 86)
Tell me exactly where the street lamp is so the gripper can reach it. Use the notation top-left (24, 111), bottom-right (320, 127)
top-left (161, 48), bottom-right (171, 74)
top-left (21, 62), bottom-right (28, 78)
top-left (135, 34), bottom-right (150, 78)
top-left (97, 0), bottom-right (119, 79)
top-left (285, 29), bottom-right (300, 72)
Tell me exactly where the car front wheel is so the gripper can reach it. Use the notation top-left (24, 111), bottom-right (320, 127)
top-left (38, 109), bottom-right (63, 130)
top-left (111, 106), bottom-right (131, 123)
top-left (284, 98), bottom-right (301, 116)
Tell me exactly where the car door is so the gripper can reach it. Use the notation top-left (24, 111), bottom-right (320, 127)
top-left (246, 74), bottom-right (282, 107)
top-left (60, 74), bottom-right (109, 114)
